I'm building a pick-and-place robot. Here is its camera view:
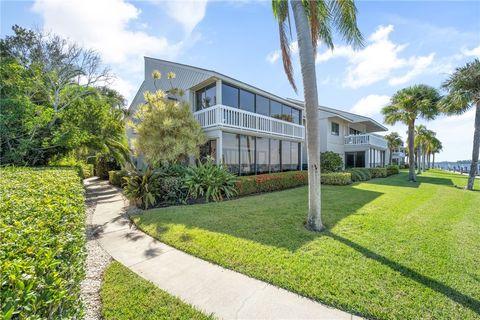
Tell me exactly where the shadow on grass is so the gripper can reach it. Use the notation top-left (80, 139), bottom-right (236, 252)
top-left (136, 186), bottom-right (383, 251)
top-left (367, 171), bottom-right (454, 188)
top-left (326, 232), bottom-right (480, 316)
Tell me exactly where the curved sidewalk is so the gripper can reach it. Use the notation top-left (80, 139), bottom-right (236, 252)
top-left (85, 178), bottom-right (360, 320)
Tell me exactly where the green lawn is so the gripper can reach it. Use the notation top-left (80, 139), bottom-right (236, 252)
top-left (132, 170), bottom-right (480, 320)
top-left (101, 262), bottom-right (212, 320)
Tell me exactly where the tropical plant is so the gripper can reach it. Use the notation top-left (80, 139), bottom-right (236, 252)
top-left (129, 71), bottom-right (206, 167)
top-left (320, 151), bottom-right (343, 172)
top-left (184, 157), bottom-right (237, 203)
top-left (123, 167), bottom-right (162, 209)
top-left (429, 137), bottom-right (443, 169)
top-left (272, 0), bottom-right (363, 231)
top-left (384, 132), bottom-right (403, 165)
top-left (440, 59), bottom-right (480, 190)
top-left (382, 85), bottom-right (441, 181)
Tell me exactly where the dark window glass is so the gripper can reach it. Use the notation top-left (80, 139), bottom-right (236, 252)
top-left (292, 108), bottom-right (301, 124)
top-left (222, 133), bottom-right (239, 174)
top-left (195, 90), bottom-right (205, 111)
top-left (356, 151), bottom-right (365, 167)
top-left (240, 135), bottom-right (255, 175)
top-left (199, 140), bottom-right (217, 161)
top-left (256, 137), bottom-right (269, 174)
top-left (222, 83), bottom-right (238, 108)
top-left (349, 127), bottom-right (361, 135)
top-left (291, 142), bottom-right (299, 170)
top-left (281, 140), bottom-right (292, 171)
top-left (270, 101), bottom-right (282, 119)
top-left (256, 95), bottom-right (270, 116)
top-left (282, 105), bottom-right (293, 122)
top-left (331, 122), bottom-right (340, 135)
top-left (204, 85), bottom-right (216, 108)
top-left (239, 89), bottom-right (255, 113)
top-left (270, 139), bottom-right (280, 172)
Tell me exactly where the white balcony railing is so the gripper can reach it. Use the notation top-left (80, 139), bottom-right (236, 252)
top-left (193, 104), bottom-right (305, 139)
top-left (344, 134), bottom-right (388, 149)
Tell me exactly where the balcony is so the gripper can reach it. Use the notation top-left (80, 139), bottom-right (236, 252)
top-left (344, 134), bottom-right (387, 149)
top-left (193, 104), bottom-right (305, 140)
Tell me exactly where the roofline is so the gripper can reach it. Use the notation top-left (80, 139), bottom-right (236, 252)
top-left (144, 56), bottom-right (303, 110)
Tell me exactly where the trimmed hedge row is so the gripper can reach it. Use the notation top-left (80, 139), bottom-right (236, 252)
top-left (369, 167), bottom-right (387, 178)
top-left (0, 167), bottom-right (86, 319)
top-left (235, 171), bottom-right (351, 196)
top-left (386, 165), bottom-right (400, 175)
top-left (347, 168), bottom-right (372, 182)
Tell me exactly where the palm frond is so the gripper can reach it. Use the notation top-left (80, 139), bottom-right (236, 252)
top-left (329, 0), bottom-right (364, 49)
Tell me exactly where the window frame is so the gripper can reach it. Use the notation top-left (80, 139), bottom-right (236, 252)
top-left (331, 122), bottom-right (340, 136)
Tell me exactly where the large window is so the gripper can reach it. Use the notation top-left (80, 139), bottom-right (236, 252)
top-left (281, 141), bottom-right (291, 171)
top-left (240, 89), bottom-right (255, 113)
top-left (270, 139), bottom-right (281, 172)
top-left (222, 83), bottom-right (238, 108)
top-left (292, 109), bottom-right (301, 124)
top-left (256, 137), bottom-right (269, 174)
top-left (240, 135), bottom-right (255, 175)
top-left (222, 133), bottom-right (239, 174)
top-left (270, 101), bottom-right (282, 119)
top-left (195, 84), bottom-right (216, 111)
top-left (282, 105), bottom-right (293, 123)
top-left (331, 122), bottom-right (340, 136)
top-left (256, 95), bottom-right (270, 116)
top-left (291, 142), bottom-right (300, 170)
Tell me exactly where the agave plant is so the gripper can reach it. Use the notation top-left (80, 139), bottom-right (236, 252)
top-left (185, 157), bottom-right (238, 203)
top-left (123, 167), bottom-right (161, 209)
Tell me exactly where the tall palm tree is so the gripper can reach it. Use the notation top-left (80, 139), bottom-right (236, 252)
top-left (382, 85), bottom-right (441, 182)
top-left (385, 132), bottom-right (403, 165)
top-left (415, 125), bottom-right (435, 173)
top-left (430, 138), bottom-right (443, 169)
top-left (424, 132), bottom-right (440, 169)
top-left (272, 0), bottom-right (363, 231)
top-left (440, 59), bottom-right (480, 190)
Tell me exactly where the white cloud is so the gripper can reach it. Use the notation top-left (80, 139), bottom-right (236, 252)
top-left (266, 41), bottom-right (298, 64)
top-left (462, 45), bottom-right (480, 58)
top-left (162, 0), bottom-right (208, 35)
top-left (316, 25), bottom-right (436, 89)
top-left (31, 0), bottom-right (199, 104)
top-left (351, 94), bottom-right (390, 116)
top-left (389, 53), bottom-right (435, 86)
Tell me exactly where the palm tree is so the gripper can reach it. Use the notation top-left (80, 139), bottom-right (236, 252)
top-left (440, 59), bottom-right (480, 190)
top-left (424, 132), bottom-right (440, 169)
top-left (430, 138), bottom-right (443, 169)
top-left (272, 0), bottom-right (362, 231)
top-left (385, 132), bottom-right (403, 165)
top-left (415, 125), bottom-right (435, 173)
top-left (382, 85), bottom-right (441, 181)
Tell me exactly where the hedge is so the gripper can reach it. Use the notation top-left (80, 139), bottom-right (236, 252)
top-left (347, 168), bottom-right (372, 182)
top-left (109, 170), bottom-right (129, 187)
top-left (386, 165), bottom-right (400, 176)
top-left (0, 167), bottom-right (86, 319)
top-left (368, 167), bottom-right (387, 178)
top-left (235, 170), bottom-right (351, 196)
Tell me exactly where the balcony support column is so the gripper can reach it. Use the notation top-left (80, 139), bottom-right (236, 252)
top-left (216, 133), bottom-right (223, 166)
top-left (215, 79), bottom-right (222, 105)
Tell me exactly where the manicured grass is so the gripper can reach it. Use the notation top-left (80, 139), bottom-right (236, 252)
top-left (101, 262), bottom-right (213, 320)
top-left (132, 170), bottom-right (480, 320)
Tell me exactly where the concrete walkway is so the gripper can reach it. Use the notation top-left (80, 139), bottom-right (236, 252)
top-left (85, 178), bottom-right (360, 320)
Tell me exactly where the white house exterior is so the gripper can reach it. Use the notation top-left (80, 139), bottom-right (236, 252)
top-left (128, 57), bottom-right (389, 174)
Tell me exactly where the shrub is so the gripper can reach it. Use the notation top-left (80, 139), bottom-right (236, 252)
top-left (0, 167), bottom-right (85, 319)
top-left (109, 170), bottom-right (129, 187)
top-left (386, 165), bottom-right (400, 176)
top-left (185, 158), bottom-right (237, 202)
top-left (320, 151), bottom-right (343, 172)
top-left (49, 156), bottom-right (94, 179)
top-left (123, 167), bottom-right (162, 209)
top-left (321, 172), bottom-right (352, 185)
top-left (369, 167), bottom-right (387, 178)
top-left (236, 171), bottom-right (308, 196)
top-left (346, 168), bottom-right (372, 182)
top-left (96, 154), bottom-right (120, 180)
top-left (159, 176), bottom-right (188, 205)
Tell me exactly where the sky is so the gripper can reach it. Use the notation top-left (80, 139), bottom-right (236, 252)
top-left (1, 0), bottom-right (479, 161)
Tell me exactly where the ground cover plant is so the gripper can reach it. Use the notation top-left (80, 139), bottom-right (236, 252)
top-left (133, 170), bottom-right (480, 319)
top-left (0, 167), bottom-right (85, 319)
top-left (101, 262), bottom-right (212, 320)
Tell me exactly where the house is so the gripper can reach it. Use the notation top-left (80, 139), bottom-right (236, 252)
top-left (390, 145), bottom-right (406, 165)
top-left (128, 57), bottom-right (390, 174)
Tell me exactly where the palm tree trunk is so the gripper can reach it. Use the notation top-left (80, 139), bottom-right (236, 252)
top-left (389, 148), bottom-right (393, 165)
top-left (417, 145), bottom-right (422, 174)
top-left (467, 102), bottom-right (480, 190)
top-left (433, 153), bottom-right (435, 168)
top-left (422, 149), bottom-right (426, 171)
top-left (292, 0), bottom-right (323, 231)
top-left (408, 122), bottom-right (416, 181)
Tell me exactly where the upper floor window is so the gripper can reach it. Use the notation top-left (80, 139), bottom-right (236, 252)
top-left (349, 127), bottom-right (362, 135)
top-left (222, 83), bottom-right (238, 108)
top-left (240, 89), bottom-right (255, 113)
top-left (331, 122), bottom-right (340, 136)
top-left (195, 84), bottom-right (216, 111)
top-left (256, 95), bottom-right (270, 116)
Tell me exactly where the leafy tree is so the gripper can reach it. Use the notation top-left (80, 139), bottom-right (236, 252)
top-left (382, 85), bottom-right (441, 181)
top-left (272, 0), bottom-right (363, 231)
top-left (385, 132), bottom-right (403, 165)
top-left (440, 59), bottom-right (480, 190)
top-left (129, 72), bottom-right (206, 166)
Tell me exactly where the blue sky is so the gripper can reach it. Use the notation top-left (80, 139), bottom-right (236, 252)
top-left (1, 0), bottom-right (479, 161)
